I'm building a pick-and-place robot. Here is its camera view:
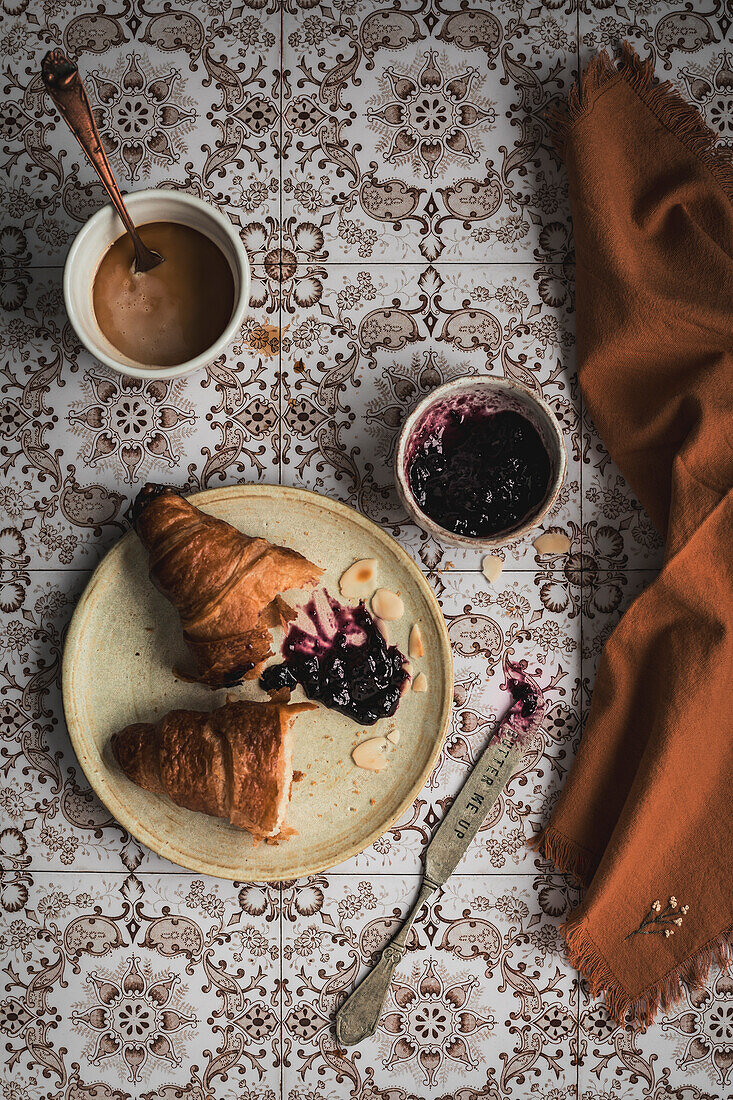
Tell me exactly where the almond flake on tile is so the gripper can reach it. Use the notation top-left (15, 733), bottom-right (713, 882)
top-left (339, 558), bottom-right (378, 598)
top-left (481, 555), bottom-right (503, 584)
top-left (413, 672), bottom-right (428, 693)
top-left (375, 616), bottom-right (390, 644)
top-left (409, 623), bottom-right (424, 658)
top-left (352, 737), bottom-right (389, 771)
top-left (387, 727), bottom-right (401, 745)
top-left (371, 588), bottom-right (404, 621)
top-left (533, 531), bottom-right (571, 555)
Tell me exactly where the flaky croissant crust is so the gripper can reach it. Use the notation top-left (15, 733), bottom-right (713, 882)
top-left (111, 698), bottom-right (316, 838)
top-left (133, 485), bottom-right (323, 687)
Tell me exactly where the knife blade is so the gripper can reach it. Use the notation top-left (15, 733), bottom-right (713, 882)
top-left (335, 665), bottom-right (543, 1047)
top-left (422, 723), bottom-right (525, 887)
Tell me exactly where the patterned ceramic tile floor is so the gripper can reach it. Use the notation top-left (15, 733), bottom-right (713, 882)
top-left (1, 2), bottom-right (731, 1099)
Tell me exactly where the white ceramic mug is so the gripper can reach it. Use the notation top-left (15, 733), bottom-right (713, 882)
top-left (63, 188), bottom-right (251, 380)
top-left (394, 376), bottom-right (568, 549)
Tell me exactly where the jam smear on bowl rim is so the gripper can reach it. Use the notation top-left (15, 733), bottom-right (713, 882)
top-left (406, 398), bottom-right (552, 540)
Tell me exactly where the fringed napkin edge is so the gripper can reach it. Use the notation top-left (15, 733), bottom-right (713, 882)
top-left (534, 41), bottom-right (733, 1030)
top-left (548, 41), bottom-right (733, 203)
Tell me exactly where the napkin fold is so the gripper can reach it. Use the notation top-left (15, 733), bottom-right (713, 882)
top-left (533, 44), bottom-right (733, 1026)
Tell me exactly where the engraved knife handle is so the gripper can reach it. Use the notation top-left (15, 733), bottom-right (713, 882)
top-left (335, 879), bottom-right (437, 1046)
top-left (335, 943), bottom-right (403, 1046)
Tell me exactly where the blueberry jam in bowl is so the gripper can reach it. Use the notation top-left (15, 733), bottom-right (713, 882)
top-left (395, 377), bottom-right (567, 549)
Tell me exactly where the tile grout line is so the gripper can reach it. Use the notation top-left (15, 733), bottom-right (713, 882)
top-left (278, 283), bottom-right (283, 485)
top-left (25, 259), bottom-right (576, 271)
top-left (278, 0), bottom-right (284, 497)
top-left (279, 15), bottom-right (284, 1098)
top-left (17, 868), bottom-right (548, 877)
top-left (279, 882), bottom-right (284, 1095)
top-left (22, 566), bottom-right (654, 574)
top-left (575, 5), bottom-right (583, 1087)
top-left (279, 0), bottom-right (284, 259)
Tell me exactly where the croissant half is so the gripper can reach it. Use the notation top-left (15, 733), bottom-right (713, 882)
top-left (111, 699), bottom-right (316, 838)
top-left (132, 485), bottom-right (323, 687)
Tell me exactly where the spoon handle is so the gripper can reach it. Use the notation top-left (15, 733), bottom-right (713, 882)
top-left (41, 50), bottom-right (162, 273)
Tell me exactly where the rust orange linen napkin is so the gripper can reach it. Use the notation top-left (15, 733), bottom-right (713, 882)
top-left (534, 44), bottom-right (733, 1026)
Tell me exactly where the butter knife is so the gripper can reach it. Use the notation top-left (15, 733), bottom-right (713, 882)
top-left (335, 662), bottom-right (544, 1047)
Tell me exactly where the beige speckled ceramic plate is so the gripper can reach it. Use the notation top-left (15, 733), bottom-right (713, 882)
top-left (63, 485), bottom-right (453, 880)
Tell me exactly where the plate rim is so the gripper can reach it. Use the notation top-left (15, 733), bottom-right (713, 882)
top-left (62, 484), bottom-right (453, 881)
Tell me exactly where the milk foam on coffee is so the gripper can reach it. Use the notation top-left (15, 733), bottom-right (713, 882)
top-left (92, 221), bottom-right (235, 367)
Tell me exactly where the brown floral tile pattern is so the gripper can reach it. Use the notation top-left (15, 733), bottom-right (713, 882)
top-left (0, 872), bottom-right (281, 1096)
top-left (281, 0), bottom-right (577, 263)
top-left (582, 409), bottom-right (665, 572)
top-left (280, 262), bottom-right (579, 572)
top-left (433, 571), bottom-right (581, 876)
top-left (1, 267), bottom-right (281, 569)
top-left (1, 1), bottom-right (282, 267)
top-left (579, 967), bottom-right (733, 1098)
top-left (328, 566), bottom-right (582, 876)
top-left (581, 570), bottom-right (654, 688)
top-left (0, 566), bottom-right (582, 879)
top-left (2, 2), bottom-right (728, 1097)
top-left (282, 874), bottom-right (579, 1099)
top-left (0, 571), bottom-right (178, 875)
top-left (580, 0), bottom-right (732, 110)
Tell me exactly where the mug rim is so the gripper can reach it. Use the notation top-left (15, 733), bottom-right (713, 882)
top-left (394, 375), bottom-right (568, 550)
top-left (63, 188), bottom-right (251, 381)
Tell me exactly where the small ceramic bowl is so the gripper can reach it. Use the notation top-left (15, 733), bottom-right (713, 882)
top-left (394, 376), bottom-right (567, 550)
top-left (64, 188), bottom-right (250, 381)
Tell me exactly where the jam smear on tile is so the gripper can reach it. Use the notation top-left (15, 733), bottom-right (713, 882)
top-left (259, 591), bottom-right (409, 725)
top-left (407, 404), bottom-right (552, 538)
top-left (509, 678), bottom-right (538, 718)
top-left (501, 658), bottom-right (544, 737)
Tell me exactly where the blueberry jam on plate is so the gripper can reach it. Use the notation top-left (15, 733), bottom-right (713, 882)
top-left (406, 400), bottom-right (552, 539)
top-left (259, 591), bottom-right (409, 725)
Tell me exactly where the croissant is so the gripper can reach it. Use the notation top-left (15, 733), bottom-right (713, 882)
top-left (111, 698), bottom-right (316, 838)
top-left (132, 485), bottom-right (323, 687)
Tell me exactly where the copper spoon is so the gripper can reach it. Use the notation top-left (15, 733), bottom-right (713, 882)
top-left (41, 49), bottom-right (164, 274)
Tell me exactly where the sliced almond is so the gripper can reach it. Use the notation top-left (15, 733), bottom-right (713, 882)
top-left (386, 727), bottom-right (401, 745)
top-left (533, 531), bottom-right (571, 556)
top-left (340, 558), bottom-right (378, 598)
top-left (375, 617), bottom-right (390, 644)
top-left (413, 672), bottom-right (428, 693)
top-left (371, 588), bottom-right (404, 621)
top-left (409, 623), bottom-right (424, 659)
top-left (481, 554), bottom-right (503, 584)
top-left (352, 737), bottom-right (389, 772)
